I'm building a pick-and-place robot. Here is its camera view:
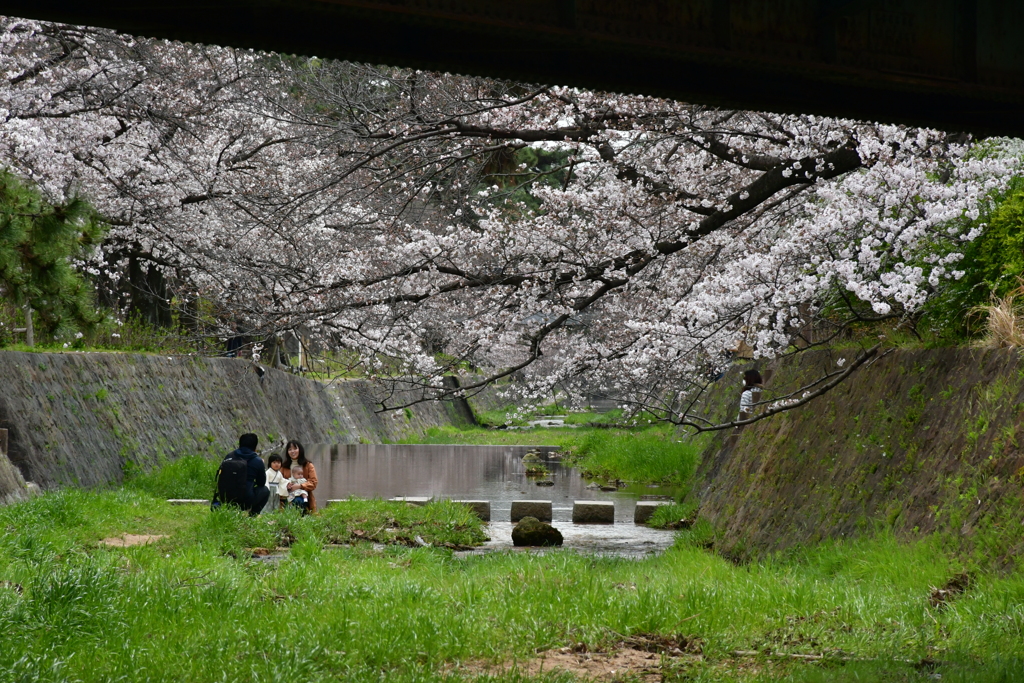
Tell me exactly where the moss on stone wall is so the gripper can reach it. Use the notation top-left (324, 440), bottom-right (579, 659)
top-left (693, 348), bottom-right (1024, 567)
top-left (0, 351), bottom-right (472, 491)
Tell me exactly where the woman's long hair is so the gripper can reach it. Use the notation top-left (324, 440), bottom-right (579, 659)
top-left (282, 440), bottom-right (308, 469)
top-left (743, 369), bottom-right (763, 387)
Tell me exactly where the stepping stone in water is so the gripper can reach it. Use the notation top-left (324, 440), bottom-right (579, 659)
top-left (572, 500), bottom-right (615, 524)
top-left (511, 500), bottom-right (552, 522)
top-left (452, 500), bottom-right (491, 521)
top-left (390, 496), bottom-right (432, 506)
top-left (634, 500), bottom-right (672, 524)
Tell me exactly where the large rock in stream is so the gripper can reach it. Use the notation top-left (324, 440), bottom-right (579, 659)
top-left (511, 516), bottom-right (563, 547)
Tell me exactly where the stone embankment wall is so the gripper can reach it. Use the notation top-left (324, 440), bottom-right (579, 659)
top-left (693, 347), bottom-right (1024, 564)
top-left (0, 428), bottom-right (30, 505)
top-left (0, 351), bottom-right (473, 492)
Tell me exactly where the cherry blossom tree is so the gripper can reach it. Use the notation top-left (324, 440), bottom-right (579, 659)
top-left (1, 16), bottom-right (1017, 428)
top-left (0, 17), bottom-right (307, 328)
top-left (280, 62), bottom-right (1015, 426)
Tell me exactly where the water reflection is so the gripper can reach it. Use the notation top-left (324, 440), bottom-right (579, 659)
top-left (308, 443), bottom-right (680, 525)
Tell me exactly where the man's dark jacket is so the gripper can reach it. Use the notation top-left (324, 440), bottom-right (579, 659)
top-left (228, 447), bottom-right (266, 500)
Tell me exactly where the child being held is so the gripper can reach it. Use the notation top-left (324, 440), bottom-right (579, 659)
top-left (287, 464), bottom-right (310, 508)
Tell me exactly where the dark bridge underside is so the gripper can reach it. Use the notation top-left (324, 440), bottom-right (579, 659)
top-left (4, 0), bottom-right (1024, 136)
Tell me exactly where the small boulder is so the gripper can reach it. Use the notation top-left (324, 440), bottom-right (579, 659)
top-left (512, 516), bottom-right (564, 547)
top-left (535, 479), bottom-right (555, 486)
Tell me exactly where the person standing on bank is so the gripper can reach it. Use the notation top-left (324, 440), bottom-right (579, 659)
top-left (738, 369), bottom-right (763, 422)
top-left (282, 440), bottom-right (317, 514)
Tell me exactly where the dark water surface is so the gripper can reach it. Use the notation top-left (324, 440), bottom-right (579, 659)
top-left (307, 443), bottom-right (680, 556)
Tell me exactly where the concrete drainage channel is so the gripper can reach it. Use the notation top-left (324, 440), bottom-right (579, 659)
top-left (169, 497), bottom-right (672, 524)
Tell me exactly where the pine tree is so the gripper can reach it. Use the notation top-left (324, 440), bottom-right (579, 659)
top-left (0, 170), bottom-right (107, 340)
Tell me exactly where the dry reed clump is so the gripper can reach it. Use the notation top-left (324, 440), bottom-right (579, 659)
top-left (972, 286), bottom-right (1024, 348)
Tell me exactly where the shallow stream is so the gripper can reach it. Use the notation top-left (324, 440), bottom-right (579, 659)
top-left (307, 443), bottom-right (681, 556)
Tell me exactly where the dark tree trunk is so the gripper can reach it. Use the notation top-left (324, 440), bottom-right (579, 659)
top-left (127, 254), bottom-right (172, 327)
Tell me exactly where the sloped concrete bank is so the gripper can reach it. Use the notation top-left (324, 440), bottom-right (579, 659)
top-left (0, 351), bottom-right (472, 495)
top-left (693, 347), bottom-right (1024, 565)
top-left (0, 428), bottom-right (30, 505)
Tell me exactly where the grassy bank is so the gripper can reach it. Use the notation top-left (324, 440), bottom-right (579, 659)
top-left (0, 484), bottom-right (1023, 681)
top-left (400, 422), bottom-right (705, 488)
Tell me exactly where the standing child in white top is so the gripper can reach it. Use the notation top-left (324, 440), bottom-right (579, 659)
top-left (262, 454), bottom-right (288, 513)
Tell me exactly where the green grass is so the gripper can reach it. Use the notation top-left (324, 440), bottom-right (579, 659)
top-left (476, 405), bottom-right (529, 427)
top-left (313, 498), bottom-right (490, 548)
top-left (123, 453), bottom-right (218, 499)
top-left (559, 409), bottom-right (626, 425)
top-left (401, 423), bottom-right (704, 487)
top-left (1, 485), bottom-right (1023, 681)
top-left (569, 428), bottom-right (703, 486)
top-left (474, 405), bottom-right (625, 428)
top-left (0, 303), bottom-right (213, 354)
top-left (647, 502), bottom-right (700, 528)
top-left (401, 424), bottom-right (569, 446)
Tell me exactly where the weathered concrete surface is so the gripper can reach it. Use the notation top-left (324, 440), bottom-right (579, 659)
top-left (572, 500), bottom-right (615, 524)
top-left (390, 496), bottom-right (432, 506)
top-left (634, 501), bottom-right (671, 525)
top-left (0, 428), bottom-right (31, 505)
top-left (692, 348), bottom-right (1024, 565)
top-left (0, 351), bottom-right (473, 490)
top-left (452, 500), bottom-right (491, 521)
top-left (511, 500), bottom-right (552, 523)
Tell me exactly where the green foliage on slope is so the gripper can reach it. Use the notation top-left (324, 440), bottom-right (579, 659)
top-left (922, 177), bottom-right (1024, 340)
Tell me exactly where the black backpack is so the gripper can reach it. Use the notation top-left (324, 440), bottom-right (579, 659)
top-left (213, 452), bottom-right (250, 508)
